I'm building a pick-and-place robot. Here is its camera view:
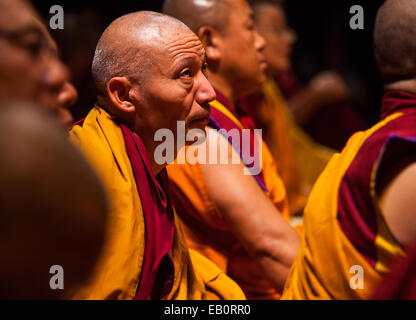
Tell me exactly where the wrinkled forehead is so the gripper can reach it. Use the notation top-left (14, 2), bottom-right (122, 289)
top-left (150, 27), bottom-right (205, 64)
top-left (165, 31), bottom-right (204, 62)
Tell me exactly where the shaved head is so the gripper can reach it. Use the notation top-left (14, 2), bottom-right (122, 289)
top-left (374, 0), bottom-right (416, 83)
top-left (92, 11), bottom-right (192, 95)
top-left (91, 10), bottom-right (213, 169)
top-left (162, 0), bottom-right (231, 34)
top-left (0, 104), bottom-right (108, 299)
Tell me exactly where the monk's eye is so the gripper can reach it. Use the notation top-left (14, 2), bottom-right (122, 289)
top-left (179, 69), bottom-right (193, 79)
top-left (18, 32), bottom-right (45, 58)
top-left (24, 40), bottom-right (43, 58)
top-left (246, 20), bottom-right (255, 31)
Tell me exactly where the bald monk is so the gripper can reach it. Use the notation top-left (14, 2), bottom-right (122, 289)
top-left (282, 0), bottom-right (416, 299)
top-left (0, 0), bottom-right (77, 127)
top-left (163, 0), bottom-right (300, 299)
top-left (69, 11), bottom-right (245, 300)
top-left (244, 0), bottom-right (334, 215)
top-left (0, 104), bottom-right (107, 299)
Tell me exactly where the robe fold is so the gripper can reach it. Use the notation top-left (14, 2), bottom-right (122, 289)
top-left (167, 89), bottom-right (289, 300)
top-left (282, 91), bottom-right (416, 299)
top-left (373, 240), bottom-right (416, 299)
top-left (69, 106), bottom-right (245, 300)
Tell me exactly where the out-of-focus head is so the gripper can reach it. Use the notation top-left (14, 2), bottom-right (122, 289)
top-left (0, 0), bottom-right (77, 127)
top-left (0, 104), bottom-right (108, 299)
top-left (92, 11), bottom-right (215, 145)
top-left (374, 0), bottom-right (416, 84)
top-left (252, 1), bottom-right (296, 76)
top-left (163, 0), bottom-right (267, 100)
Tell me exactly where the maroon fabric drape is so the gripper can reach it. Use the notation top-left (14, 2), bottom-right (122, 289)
top-left (119, 123), bottom-right (175, 300)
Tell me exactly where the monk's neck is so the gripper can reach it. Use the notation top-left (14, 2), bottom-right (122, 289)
top-left (145, 139), bottom-right (166, 176)
top-left (207, 71), bottom-right (236, 104)
top-left (134, 129), bottom-right (165, 176)
top-left (385, 78), bottom-right (416, 95)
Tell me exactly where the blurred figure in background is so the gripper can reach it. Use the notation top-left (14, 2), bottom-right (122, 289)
top-left (268, 1), bottom-right (368, 151)
top-left (246, 0), bottom-right (334, 215)
top-left (0, 104), bottom-right (108, 299)
top-left (0, 0), bottom-right (78, 127)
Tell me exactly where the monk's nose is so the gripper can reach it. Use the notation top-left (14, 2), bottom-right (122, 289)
top-left (254, 29), bottom-right (266, 52)
top-left (58, 81), bottom-right (78, 110)
top-left (195, 72), bottom-right (216, 107)
top-left (43, 59), bottom-right (70, 98)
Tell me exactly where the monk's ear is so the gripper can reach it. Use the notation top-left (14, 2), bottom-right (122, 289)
top-left (197, 26), bottom-right (221, 62)
top-left (106, 77), bottom-right (136, 114)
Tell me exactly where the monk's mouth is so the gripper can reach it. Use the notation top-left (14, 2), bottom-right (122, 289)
top-left (189, 116), bottom-right (210, 127)
top-left (259, 60), bottom-right (268, 70)
top-left (191, 117), bottom-right (209, 124)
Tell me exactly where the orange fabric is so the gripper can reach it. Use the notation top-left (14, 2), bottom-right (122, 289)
top-left (69, 106), bottom-right (245, 300)
top-left (256, 80), bottom-right (303, 214)
top-left (281, 112), bottom-right (406, 300)
top-left (255, 79), bottom-right (334, 215)
top-left (167, 100), bottom-right (289, 300)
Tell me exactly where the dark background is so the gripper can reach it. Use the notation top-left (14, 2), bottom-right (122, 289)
top-left (33, 0), bottom-right (385, 129)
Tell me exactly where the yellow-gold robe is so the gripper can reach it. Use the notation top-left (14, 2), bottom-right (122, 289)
top-left (69, 106), bottom-right (245, 300)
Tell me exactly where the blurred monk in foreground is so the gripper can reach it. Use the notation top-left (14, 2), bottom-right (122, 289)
top-left (164, 0), bottom-right (300, 299)
top-left (245, 0), bottom-right (334, 215)
top-left (0, 0), bottom-right (108, 299)
top-left (282, 0), bottom-right (416, 299)
top-left (0, 0), bottom-right (77, 127)
top-left (69, 11), bottom-right (245, 300)
top-left (0, 105), bottom-right (108, 299)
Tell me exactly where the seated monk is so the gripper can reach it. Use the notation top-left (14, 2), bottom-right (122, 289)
top-left (240, 0), bottom-right (334, 215)
top-left (69, 11), bottom-right (245, 300)
top-left (163, 0), bottom-right (300, 299)
top-left (0, 104), bottom-right (108, 299)
top-left (0, 0), bottom-right (78, 128)
top-left (282, 0), bottom-right (416, 299)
